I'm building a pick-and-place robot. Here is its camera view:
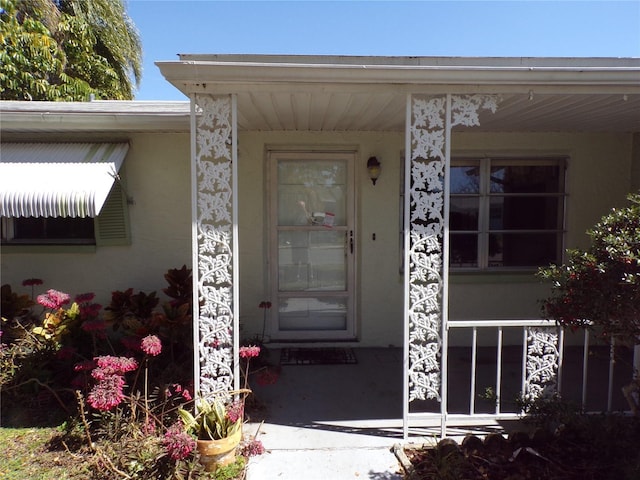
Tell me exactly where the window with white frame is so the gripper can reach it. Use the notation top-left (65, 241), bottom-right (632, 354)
top-left (449, 157), bottom-right (566, 270)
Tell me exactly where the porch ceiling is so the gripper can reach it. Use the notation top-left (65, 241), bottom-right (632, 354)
top-left (157, 55), bottom-right (640, 133)
top-left (231, 91), bottom-right (640, 133)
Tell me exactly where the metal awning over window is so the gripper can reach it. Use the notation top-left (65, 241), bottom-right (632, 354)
top-left (0, 143), bottom-right (129, 218)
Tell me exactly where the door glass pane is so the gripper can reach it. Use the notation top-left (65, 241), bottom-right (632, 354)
top-left (278, 230), bottom-right (346, 291)
top-left (273, 153), bottom-right (352, 337)
top-left (278, 160), bottom-right (346, 226)
top-left (278, 296), bottom-right (347, 331)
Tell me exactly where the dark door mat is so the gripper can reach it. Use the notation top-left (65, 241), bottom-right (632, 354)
top-left (280, 347), bottom-right (357, 365)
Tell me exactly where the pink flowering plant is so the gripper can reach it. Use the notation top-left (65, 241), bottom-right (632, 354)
top-left (81, 335), bottom-right (193, 420)
top-left (239, 341), bottom-right (280, 390)
top-left (2, 284), bottom-right (108, 414)
top-left (86, 355), bottom-right (138, 410)
top-left (73, 334), bottom-right (206, 477)
top-left (1, 267), bottom-right (266, 477)
top-left (32, 289), bottom-right (78, 342)
top-left (163, 422), bottom-right (197, 460)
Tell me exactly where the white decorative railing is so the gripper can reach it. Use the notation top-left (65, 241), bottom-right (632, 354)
top-left (449, 319), bottom-right (563, 417)
top-left (406, 319), bottom-right (631, 437)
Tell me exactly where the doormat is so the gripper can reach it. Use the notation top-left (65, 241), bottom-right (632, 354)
top-left (280, 347), bottom-right (357, 365)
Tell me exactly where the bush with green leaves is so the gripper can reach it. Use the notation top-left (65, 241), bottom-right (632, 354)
top-left (538, 193), bottom-right (640, 344)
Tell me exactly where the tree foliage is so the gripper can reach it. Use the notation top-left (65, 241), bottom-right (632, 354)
top-left (539, 193), bottom-right (640, 343)
top-left (0, 0), bottom-right (142, 101)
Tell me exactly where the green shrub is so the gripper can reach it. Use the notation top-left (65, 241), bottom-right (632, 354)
top-left (539, 193), bottom-right (640, 343)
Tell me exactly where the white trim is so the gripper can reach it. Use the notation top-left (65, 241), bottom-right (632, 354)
top-left (158, 56), bottom-right (640, 94)
top-left (0, 101), bottom-right (191, 132)
top-left (231, 94), bottom-right (240, 390)
top-left (189, 94), bottom-right (201, 398)
top-left (177, 54), bottom-right (640, 67)
top-left (448, 319), bottom-right (558, 328)
top-left (402, 94), bottom-right (412, 440)
top-left (440, 94), bottom-right (452, 437)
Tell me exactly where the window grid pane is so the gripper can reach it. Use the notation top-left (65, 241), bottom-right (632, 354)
top-left (450, 157), bottom-right (565, 269)
top-left (3, 217), bottom-right (95, 245)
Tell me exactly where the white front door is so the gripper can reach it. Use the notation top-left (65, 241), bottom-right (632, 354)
top-left (268, 151), bottom-right (356, 340)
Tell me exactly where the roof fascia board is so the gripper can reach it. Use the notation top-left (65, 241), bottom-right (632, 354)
top-left (0, 100), bottom-right (189, 113)
top-left (176, 54), bottom-right (640, 69)
top-left (0, 111), bottom-right (190, 132)
top-left (157, 60), bottom-right (640, 96)
top-left (178, 81), bottom-right (640, 96)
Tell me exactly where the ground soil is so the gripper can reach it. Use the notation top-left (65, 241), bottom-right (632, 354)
top-left (403, 418), bottom-right (640, 480)
top-left (0, 427), bottom-right (93, 480)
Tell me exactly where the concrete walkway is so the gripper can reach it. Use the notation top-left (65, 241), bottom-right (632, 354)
top-left (244, 424), bottom-right (404, 479)
top-left (243, 348), bottom-right (406, 479)
top-left (241, 341), bottom-right (634, 478)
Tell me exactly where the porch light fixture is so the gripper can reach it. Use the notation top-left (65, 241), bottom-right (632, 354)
top-left (367, 156), bottom-right (381, 185)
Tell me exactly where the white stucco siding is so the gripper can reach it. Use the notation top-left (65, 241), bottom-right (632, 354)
top-left (0, 132), bottom-right (192, 307)
top-left (235, 130), bottom-right (634, 346)
top-left (2, 129), bottom-right (635, 347)
top-left (563, 133), bottom-right (634, 249)
top-left (235, 131), bottom-right (405, 347)
top-left (448, 131), bottom-right (635, 322)
top-left (114, 133), bottom-right (192, 291)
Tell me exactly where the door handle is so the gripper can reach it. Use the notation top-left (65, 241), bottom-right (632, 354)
top-left (350, 230), bottom-right (354, 254)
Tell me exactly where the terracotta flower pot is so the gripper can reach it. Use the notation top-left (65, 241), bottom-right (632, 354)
top-left (196, 428), bottom-right (242, 472)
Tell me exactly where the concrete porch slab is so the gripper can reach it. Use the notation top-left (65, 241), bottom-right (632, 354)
top-left (242, 344), bottom-right (632, 478)
top-left (244, 348), bottom-right (405, 479)
top-left (245, 447), bottom-right (404, 480)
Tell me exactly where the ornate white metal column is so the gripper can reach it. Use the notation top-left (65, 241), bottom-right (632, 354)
top-left (190, 94), bottom-right (239, 397)
top-left (403, 94), bottom-right (498, 438)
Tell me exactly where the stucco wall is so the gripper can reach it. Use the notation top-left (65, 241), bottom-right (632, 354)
top-left (1, 132), bottom-right (192, 306)
top-left (236, 131), bottom-right (405, 346)
top-left (236, 130), bottom-right (635, 345)
top-left (448, 131), bottom-right (634, 321)
top-left (2, 130), bottom-right (635, 347)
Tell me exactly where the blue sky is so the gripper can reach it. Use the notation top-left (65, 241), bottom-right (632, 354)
top-left (127, 1), bottom-right (640, 100)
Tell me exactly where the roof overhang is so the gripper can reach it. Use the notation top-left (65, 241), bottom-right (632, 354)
top-left (0, 143), bottom-right (129, 218)
top-left (0, 100), bottom-right (191, 134)
top-left (159, 55), bottom-right (640, 92)
top-left (157, 55), bottom-right (640, 133)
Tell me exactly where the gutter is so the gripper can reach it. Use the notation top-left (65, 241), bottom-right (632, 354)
top-left (156, 59), bottom-right (640, 95)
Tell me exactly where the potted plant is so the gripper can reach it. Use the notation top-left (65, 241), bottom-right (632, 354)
top-left (178, 389), bottom-right (250, 471)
